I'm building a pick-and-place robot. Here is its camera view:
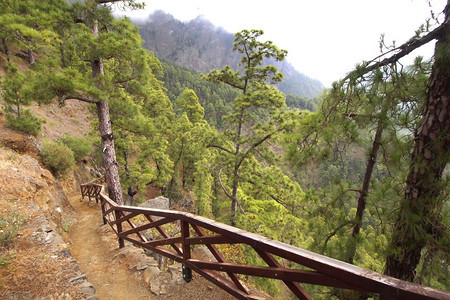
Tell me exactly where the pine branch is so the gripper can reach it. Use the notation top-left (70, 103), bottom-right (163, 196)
top-left (269, 194), bottom-right (288, 207)
top-left (207, 144), bottom-right (235, 155)
top-left (218, 169), bottom-right (245, 215)
top-left (343, 22), bottom-right (447, 82)
top-left (60, 93), bottom-right (100, 104)
top-left (218, 168), bottom-right (232, 199)
top-left (94, 0), bottom-right (123, 3)
top-left (237, 127), bottom-right (283, 170)
top-left (322, 220), bottom-right (353, 251)
top-left (236, 198), bottom-right (246, 215)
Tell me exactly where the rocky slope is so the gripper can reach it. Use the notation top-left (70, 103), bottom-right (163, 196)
top-left (0, 143), bottom-right (96, 299)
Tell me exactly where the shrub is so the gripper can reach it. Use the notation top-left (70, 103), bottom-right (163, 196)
top-left (5, 110), bottom-right (45, 136)
top-left (41, 140), bottom-right (75, 175)
top-left (59, 135), bottom-right (92, 162)
top-left (0, 210), bottom-right (26, 248)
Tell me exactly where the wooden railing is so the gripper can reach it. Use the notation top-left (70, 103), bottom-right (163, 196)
top-left (81, 179), bottom-right (449, 300)
top-left (80, 177), bottom-right (105, 204)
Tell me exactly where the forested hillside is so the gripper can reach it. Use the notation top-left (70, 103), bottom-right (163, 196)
top-left (160, 60), bottom-right (319, 127)
top-left (136, 11), bottom-right (324, 99)
top-left (0, 0), bottom-right (448, 299)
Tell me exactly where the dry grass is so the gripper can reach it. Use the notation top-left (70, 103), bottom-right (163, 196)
top-left (0, 203), bottom-right (83, 299)
top-left (0, 242), bottom-right (83, 299)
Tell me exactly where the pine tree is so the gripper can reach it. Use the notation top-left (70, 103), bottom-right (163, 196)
top-left (174, 88), bottom-right (205, 124)
top-left (204, 29), bottom-right (289, 224)
top-left (384, 1), bottom-right (450, 281)
top-left (2, 63), bottom-right (28, 117)
top-left (36, 0), bottom-right (147, 204)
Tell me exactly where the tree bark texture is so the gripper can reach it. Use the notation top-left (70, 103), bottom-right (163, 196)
top-left (97, 101), bottom-right (124, 204)
top-left (384, 2), bottom-right (449, 281)
top-left (89, 7), bottom-right (124, 204)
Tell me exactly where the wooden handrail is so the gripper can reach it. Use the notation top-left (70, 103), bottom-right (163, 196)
top-left (80, 179), bottom-right (450, 300)
top-left (80, 176), bottom-right (105, 204)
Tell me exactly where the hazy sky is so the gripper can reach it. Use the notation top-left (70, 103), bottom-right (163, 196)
top-left (114, 0), bottom-right (447, 87)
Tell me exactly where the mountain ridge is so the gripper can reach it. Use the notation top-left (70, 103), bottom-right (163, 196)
top-left (134, 10), bottom-right (324, 99)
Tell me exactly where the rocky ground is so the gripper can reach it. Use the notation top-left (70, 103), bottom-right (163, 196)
top-left (0, 144), bottom-right (96, 299)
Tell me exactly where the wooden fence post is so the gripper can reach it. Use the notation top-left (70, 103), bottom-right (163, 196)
top-left (181, 220), bottom-right (192, 282)
top-left (100, 198), bottom-right (107, 225)
top-left (115, 210), bottom-right (124, 248)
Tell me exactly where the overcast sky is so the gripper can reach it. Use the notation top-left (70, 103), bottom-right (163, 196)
top-left (114, 0), bottom-right (447, 87)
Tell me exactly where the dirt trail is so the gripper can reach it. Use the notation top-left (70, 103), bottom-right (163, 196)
top-left (67, 193), bottom-right (242, 300)
top-left (67, 195), bottom-right (156, 300)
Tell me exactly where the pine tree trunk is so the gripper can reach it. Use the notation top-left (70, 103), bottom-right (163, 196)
top-left (384, 2), bottom-right (449, 280)
top-left (97, 101), bottom-right (124, 204)
top-left (345, 116), bottom-right (384, 264)
top-left (89, 7), bottom-right (124, 204)
top-left (2, 37), bottom-right (10, 61)
top-left (16, 90), bottom-right (21, 117)
top-left (230, 110), bottom-right (244, 225)
top-left (123, 149), bottom-right (137, 206)
top-left (28, 49), bottom-right (35, 65)
top-left (231, 174), bottom-right (239, 226)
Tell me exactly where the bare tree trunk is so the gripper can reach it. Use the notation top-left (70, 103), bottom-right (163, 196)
top-left (123, 148), bottom-right (137, 206)
top-left (345, 116), bottom-right (384, 264)
top-left (384, 1), bottom-right (449, 280)
top-left (97, 101), bottom-right (123, 204)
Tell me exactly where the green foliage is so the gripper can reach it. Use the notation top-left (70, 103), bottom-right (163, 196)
top-left (5, 110), bottom-right (44, 136)
top-left (1, 63), bottom-right (29, 115)
top-left (285, 94), bottom-right (318, 112)
top-left (174, 88), bottom-right (205, 124)
top-left (0, 63), bottom-right (46, 136)
top-left (0, 0), bottom-right (68, 64)
top-left (1, 63), bottom-right (45, 136)
top-left (165, 114), bottom-right (215, 206)
top-left (161, 60), bottom-right (237, 127)
top-left (284, 36), bottom-right (450, 290)
top-left (203, 29), bottom-right (291, 221)
top-left (193, 157), bottom-right (215, 217)
top-left (59, 135), bottom-right (92, 162)
top-left (41, 140), bottom-right (75, 175)
top-left (3, 0), bottom-right (176, 203)
top-left (0, 210), bottom-right (26, 248)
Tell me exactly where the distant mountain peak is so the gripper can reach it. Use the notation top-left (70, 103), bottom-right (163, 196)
top-left (135, 11), bottom-right (324, 98)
